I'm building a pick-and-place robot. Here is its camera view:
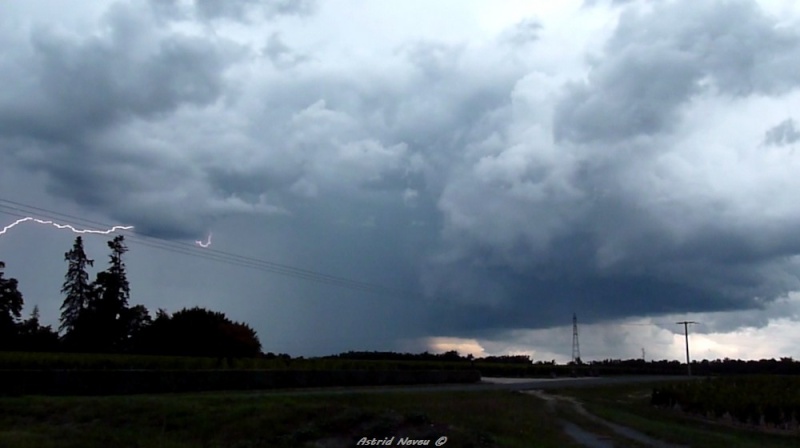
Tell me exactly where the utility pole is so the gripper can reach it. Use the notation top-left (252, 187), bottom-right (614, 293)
top-left (676, 321), bottom-right (697, 376)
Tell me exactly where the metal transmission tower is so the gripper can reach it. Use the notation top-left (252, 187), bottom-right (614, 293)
top-left (572, 313), bottom-right (582, 364)
top-left (676, 321), bottom-right (698, 376)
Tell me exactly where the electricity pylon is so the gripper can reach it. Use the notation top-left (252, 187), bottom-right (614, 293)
top-left (572, 313), bottom-right (581, 365)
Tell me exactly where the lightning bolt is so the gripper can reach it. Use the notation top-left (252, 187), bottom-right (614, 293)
top-left (195, 232), bottom-right (212, 248)
top-left (0, 217), bottom-right (134, 237)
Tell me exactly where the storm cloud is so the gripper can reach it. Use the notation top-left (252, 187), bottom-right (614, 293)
top-left (2, 0), bottom-right (800, 358)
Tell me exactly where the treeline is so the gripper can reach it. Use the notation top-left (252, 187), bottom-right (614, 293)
top-left (326, 350), bottom-right (535, 365)
top-left (586, 357), bottom-right (800, 375)
top-left (0, 236), bottom-right (261, 360)
top-left (325, 352), bottom-right (800, 377)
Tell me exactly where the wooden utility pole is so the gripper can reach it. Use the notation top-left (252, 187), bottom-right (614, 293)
top-left (676, 321), bottom-right (697, 376)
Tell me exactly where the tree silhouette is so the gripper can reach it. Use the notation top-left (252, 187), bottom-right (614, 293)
top-left (59, 236), bottom-right (94, 334)
top-left (133, 307), bottom-right (262, 362)
top-left (62, 236), bottom-right (134, 352)
top-left (0, 261), bottom-right (23, 321)
top-left (88, 235), bottom-right (132, 352)
top-left (17, 305), bottom-right (59, 352)
top-left (94, 235), bottom-right (130, 312)
top-left (0, 261), bottom-right (24, 349)
top-left (120, 304), bottom-right (151, 351)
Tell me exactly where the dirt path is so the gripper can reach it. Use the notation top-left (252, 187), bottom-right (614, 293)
top-left (523, 390), bottom-right (688, 448)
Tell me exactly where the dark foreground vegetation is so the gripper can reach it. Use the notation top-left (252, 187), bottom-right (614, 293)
top-left (1, 369), bottom-right (480, 396)
top-left (652, 376), bottom-right (800, 430)
top-left (4, 380), bottom-right (800, 448)
top-left (0, 390), bottom-right (577, 448)
top-left (553, 381), bottom-right (800, 448)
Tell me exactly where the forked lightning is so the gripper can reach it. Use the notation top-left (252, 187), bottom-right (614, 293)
top-left (0, 217), bottom-right (133, 236)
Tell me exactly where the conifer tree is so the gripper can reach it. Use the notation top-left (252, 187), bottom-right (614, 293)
top-left (59, 236), bottom-right (94, 334)
top-left (94, 235), bottom-right (130, 312)
top-left (89, 235), bottom-right (132, 351)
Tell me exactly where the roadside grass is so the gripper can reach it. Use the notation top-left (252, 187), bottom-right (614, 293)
top-left (0, 390), bottom-right (580, 448)
top-left (553, 382), bottom-right (799, 448)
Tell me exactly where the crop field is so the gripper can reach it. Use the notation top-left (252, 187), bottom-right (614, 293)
top-left (651, 376), bottom-right (800, 429)
top-left (552, 379), bottom-right (800, 448)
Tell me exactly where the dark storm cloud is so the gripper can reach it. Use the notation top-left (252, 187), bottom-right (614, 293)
top-left (425, 269), bottom-right (736, 336)
top-left (29, 18), bottom-right (231, 135)
top-left (555, 0), bottom-right (800, 144)
top-left (427, 0), bottom-right (800, 335)
top-left (195, 0), bottom-right (316, 20)
top-left (3, 0), bottom-right (800, 356)
top-left (0, 2), bottom-right (235, 142)
top-left (149, 0), bottom-right (317, 22)
top-left (0, 2), bottom-right (247, 238)
top-left (765, 119), bottom-right (800, 146)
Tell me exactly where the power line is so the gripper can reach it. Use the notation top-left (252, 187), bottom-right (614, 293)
top-left (0, 197), bottom-right (421, 300)
top-left (0, 204), bottom-right (409, 297)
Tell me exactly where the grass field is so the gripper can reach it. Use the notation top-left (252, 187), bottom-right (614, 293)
top-left (6, 376), bottom-right (800, 447)
top-left (0, 389), bottom-right (579, 448)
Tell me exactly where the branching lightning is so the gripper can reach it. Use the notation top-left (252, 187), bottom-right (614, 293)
top-left (195, 232), bottom-right (212, 248)
top-left (0, 217), bottom-right (133, 237)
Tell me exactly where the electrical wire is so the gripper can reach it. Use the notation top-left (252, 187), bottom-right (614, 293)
top-left (0, 197), bottom-right (420, 299)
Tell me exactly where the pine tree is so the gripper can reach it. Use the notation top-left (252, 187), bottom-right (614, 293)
top-left (89, 235), bottom-right (131, 351)
top-left (59, 236), bottom-right (94, 334)
top-left (95, 235), bottom-right (130, 312)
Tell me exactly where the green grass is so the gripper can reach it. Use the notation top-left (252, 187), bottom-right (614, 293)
top-left (553, 382), bottom-right (800, 448)
top-left (0, 390), bottom-right (580, 448)
top-left (6, 377), bottom-right (797, 448)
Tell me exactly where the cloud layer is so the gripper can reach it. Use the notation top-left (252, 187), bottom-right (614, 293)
top-left (2, 0), bottom-right (800, 357)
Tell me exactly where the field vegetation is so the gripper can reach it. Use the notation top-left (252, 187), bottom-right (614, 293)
top-left (0, 389), bottom-right (578, 448)
top-left (552, 380), bottom-right (800, 448)
top-left (651, 376), bottom-right (800, 430)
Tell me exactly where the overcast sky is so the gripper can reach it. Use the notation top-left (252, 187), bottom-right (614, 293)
top-left (2, 0), bottom-right (800, 361)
